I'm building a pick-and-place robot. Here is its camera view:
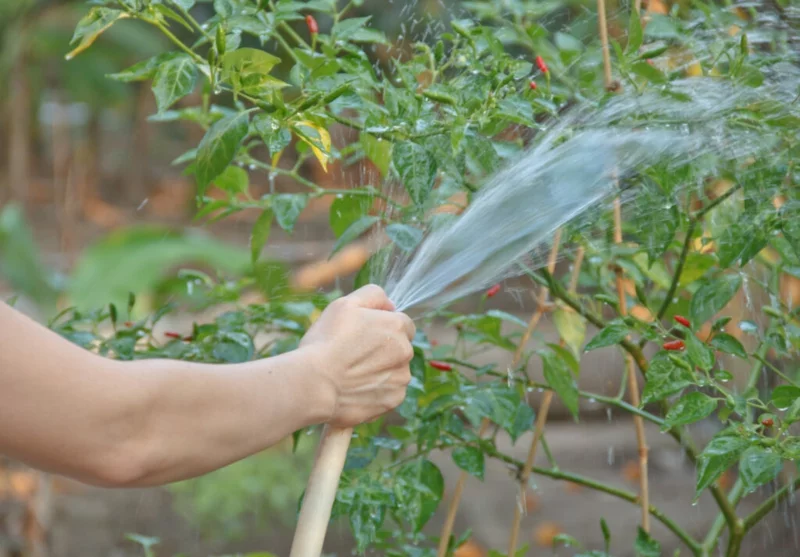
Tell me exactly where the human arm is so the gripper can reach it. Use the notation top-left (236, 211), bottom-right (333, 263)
top-left (0, 285), bottom-right (414, 487)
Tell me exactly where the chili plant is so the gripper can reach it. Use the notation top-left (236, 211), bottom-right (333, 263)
top-left (58, 0), bottom-right (800, 555)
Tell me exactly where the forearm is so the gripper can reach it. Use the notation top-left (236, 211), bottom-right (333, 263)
top-left (122, 351), bottom-right (334, 486)
top-left (0, 302), bottom-right (334, 487)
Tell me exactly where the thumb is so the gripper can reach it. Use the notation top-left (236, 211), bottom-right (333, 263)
top-left (346, 284), bottom-right (395, 311)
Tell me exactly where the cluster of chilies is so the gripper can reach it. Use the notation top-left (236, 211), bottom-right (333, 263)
top-left (529, 55), bottom-right (548, 90)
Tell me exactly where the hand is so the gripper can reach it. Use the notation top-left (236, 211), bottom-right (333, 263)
top-left (300, 285), bottom-right (416, 427)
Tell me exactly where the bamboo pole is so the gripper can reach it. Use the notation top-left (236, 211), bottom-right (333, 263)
top-left (437, 233), bottom-right (562, 557)
top-left (507, 244), bottom-right (586, 555)
top-left (598, 0), bottom-right (651, 532)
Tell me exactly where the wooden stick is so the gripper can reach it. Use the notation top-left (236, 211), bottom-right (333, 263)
top-left (598, 0), bottom-right (651, 532)
top-left (437, 233), bottom-right (562, 557)
top-left (289, 425), bottom-right (353, 557)
top-left (508, 241), bottom-right (585, 556)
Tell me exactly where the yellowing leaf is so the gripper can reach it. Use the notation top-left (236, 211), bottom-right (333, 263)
top-left (553, 306), bottom-right (586, 356)
top-left (66, 8), bottom-right (129, 60)
top-left (293, 120), bottom-right (331, 172)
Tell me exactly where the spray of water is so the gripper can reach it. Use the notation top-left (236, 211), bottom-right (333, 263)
top-left (377, 74), bottom-right (797, 312)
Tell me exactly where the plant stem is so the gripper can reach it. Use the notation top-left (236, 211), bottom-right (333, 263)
top-left (655, 218), bottom-right (697, 321)
top-left (480, 444), bottom-right (703, 556)
top-left (152, 20), bottom-right (207, 65)
top-left (702, 337), bottom-right (771, 553)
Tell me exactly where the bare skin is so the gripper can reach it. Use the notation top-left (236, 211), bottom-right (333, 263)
top-left (0, 285), bottom-right (414, 488)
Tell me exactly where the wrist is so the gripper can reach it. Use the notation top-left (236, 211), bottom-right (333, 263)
top-left (293, 345), bottom-right (338, 426)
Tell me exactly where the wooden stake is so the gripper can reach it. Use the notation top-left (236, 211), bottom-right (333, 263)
top-left (598, 0), bottom-right (651, 532)
top-left (438, 232), bottom-right (562, 557)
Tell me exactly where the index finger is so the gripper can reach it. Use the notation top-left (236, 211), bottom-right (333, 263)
top-left (346, 284), bottom-right (395, 311)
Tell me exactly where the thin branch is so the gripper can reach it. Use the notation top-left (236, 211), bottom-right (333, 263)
top-left (742, 477), bottom-right (800, 531)
top-left (655, 219), bottom-right (697, 321)
top-left (480, 443), bottom-right (703, 556)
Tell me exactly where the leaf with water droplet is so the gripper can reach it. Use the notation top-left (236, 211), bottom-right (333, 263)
top-left (642, 352), bottom-right (696, 404)
top-left (709, 333), bottom-right (747, 359)
top-left (151, 54), bottom-right (198, 113)
top-left (695, 433), bottom-right (749, 496)
top-left (451, 446), bottom-right (485, 480)
top-left (195, 112), bottom-right (250, 194)
top-left (771, 385), bottom-right (800, 410)
top-left (554, 307), bottom-right (586, 358)
top-left (664, 392), bottom-right (717, 430)
top-left (689, 274), bottom-right (742, 326)
top-left (739, 446), bottom-right (782, 492)
top-left (385, 223), bottom-right (423, 252)
top-left (331, 215), bottom-right (379, 256)
top-left (271, 194), bottom-right (308, 234)
top-left (634, 527), bottom-right (661, 557)
top-left (685, 331), bottom-right (714, 371)
top-left (585, 320), bottom-right (628, 352)
top-left (329, 194), bottom-right (372, 238)
top-left (392, 141), bottom-right (437, 206)
top-left (250, 209), bottom-right (272, 264)
top-left (540, 347), bottom-right (579, 420)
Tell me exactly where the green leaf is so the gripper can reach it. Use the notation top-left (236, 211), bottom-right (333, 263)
top-left (451, 446), bottom-right (485, 480)
top-left (504, 403), bottom-right (534, 443)
top-left (585, 321), bottom-right (628, 351)
top-left (465, 135), bottom-right (499, 175)
top-left (331, 216), bottom-right (379, 256)
top-left (196, 112), bottom-right (250, 193)
top-left (386, 223), bottom-right (423, 252)
top-left (630, 60), bottom-right (667, 83)
top-left (786, 398), bottom-right (800, 424)
top-left (361, 133), bottom-right (392, 176)
top-left (664, 392), bottom-right (717, 429)
top-left (213, 165), bottom-right (248, 195)
top-left (709, 333), bottom-right (747, 359)
top-left (222, 47), bottom-right (281, 85)
top-left (739, 447), bottom-right (782, 493)
top-left (626, 12), bottom-right (643, 55)
top-left (151, 54), bottom-right (198, 113)
top-left (250, 209), bottom-right (273, 264)
top-left (108, 52), bottom-right (181, 82)
top-left (252, 114), bottom-right (291, 155)
top-left (780, 437), bottom-right (800, 459)
top-left (271, 194), bottom-right (309, 233)
top-left (332, 16), bottom-right (371, 40)
top-left (413, 459), bottom-right (444, 531)
top-left (634, 527), bottom-right (661, 557)
top-left (685, 332), bottom-right (714, 371)
top-left (771, 385), bottom-right (800, 410)
top-left (330, 195), bottom-right (373, 238)
top-left (66, 7), bottom-right (128, 60)
top-left (541, 347), bottom-right (579, 419)
top-left (696, 434), bottom-right (749, 495)
top-left (213, 331), bottom-right (255, 363)
top-left (393, 142), bottom-right (438, 205)
top-left (642, 352), bottom-right (696, 404)
top-left (689, 275), bottom-right (742, 326)
top-left (553, 307), bottom-right (586, 357)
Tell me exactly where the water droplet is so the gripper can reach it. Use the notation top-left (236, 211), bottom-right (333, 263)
top-left (248, 164), bottom-right (256, 170)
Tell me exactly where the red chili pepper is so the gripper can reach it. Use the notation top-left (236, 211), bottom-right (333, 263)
top-left (646, 59), bottom-right (654, 66)
top-left (430, 360), bottom-right (452, 371)
top-left (674, 315), bottom-right (691, 328)
top-left (430, 340), bottom-right (439, 346)
top-left (761, 418), bottom-right (774, 427)
top-left (124, 321), bottom-right (133, 328)
top-left (663, 340), bottom-right (685, 351)
top-left (183, 336), bottom-right (194, 342)
top-left (486, 284), bottom-right (502, 297)
top-left (535, 55), bottom-right (548, 73)
top-left (164, 331), bottom-right (182, 340)
top-left (305, 14), bottom-right (319, 35)
top-left (529, 80), bottom-right (538, 90)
